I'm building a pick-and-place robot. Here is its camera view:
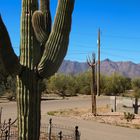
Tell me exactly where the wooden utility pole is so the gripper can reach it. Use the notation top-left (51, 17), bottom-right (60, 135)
top-left (87, 53), bottom-right (97, 116)
top-left (97, 28), bottom-right (101, 96)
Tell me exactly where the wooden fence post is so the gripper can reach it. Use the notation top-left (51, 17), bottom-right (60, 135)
top-left (58, 131), bottom-right (63, 140)
top-left (5, 130), bottom-right (8, 140)
top-left (0, 107), bottom-right (2, 126)
top-left (75, 126), bottom-right (80, 140)
top-left (8, 118), bottom-right (11, 140)
top-left (48, 118), bottom-right (52, 140)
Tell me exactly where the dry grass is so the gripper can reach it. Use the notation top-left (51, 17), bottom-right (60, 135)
top-left (48, 105), bottom-right (110, 117)
top-left (47, 106), bottom-right (140, 129)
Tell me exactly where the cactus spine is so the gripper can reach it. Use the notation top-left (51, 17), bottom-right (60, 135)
top-left (0, 0), bottom-right (75, 140)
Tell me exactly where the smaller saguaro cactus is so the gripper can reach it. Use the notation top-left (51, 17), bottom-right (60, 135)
top-left (87, 53), bottom-right (97, 116)
top-left (133, 98), bottom-right (140, 114)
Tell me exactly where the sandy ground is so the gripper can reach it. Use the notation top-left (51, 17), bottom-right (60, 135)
top-left (0, 95), bottom-right (140, 140)
top-left (47, 106), bottom-right (140, 129)
top-left (0, 95), bottom-right (140, 129)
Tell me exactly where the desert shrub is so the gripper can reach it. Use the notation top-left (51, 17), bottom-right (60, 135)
top-left (47, 74), bottom-right (77, 96)
top-left (132, 78), bottom-right (140, 98)
top-left (104, 73), bottom-right (131, 96)
top-left (75, 71), bottom-right (91, 95)
top-left (124, 112), bottom-right (135, 122)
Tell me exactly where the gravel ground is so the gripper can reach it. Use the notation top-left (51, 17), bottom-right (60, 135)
top-left (47, 106), bottom-right (140, 129)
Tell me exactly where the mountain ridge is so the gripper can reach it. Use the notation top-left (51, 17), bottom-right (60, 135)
top-left (58, 59), bottom-right (140, 78)
top-left (1, 58), bottom-right (140, 78)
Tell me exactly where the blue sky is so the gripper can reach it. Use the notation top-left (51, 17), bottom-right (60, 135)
top-left (0, 0), bottom-right (140, 63)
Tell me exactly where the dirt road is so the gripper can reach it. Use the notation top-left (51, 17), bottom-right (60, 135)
top-left (0, 96), bottom-right (140, 140)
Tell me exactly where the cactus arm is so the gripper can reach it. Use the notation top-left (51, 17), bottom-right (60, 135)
top-left (40, 0), bottom-right (50, 12)
top-left (32, 0), bottom-right (51, 46)
top-left (0, 15), bottom-right (21, 75)
top-left (40, 0), bottom-right (52, 33)
top-left (32, 11), bottom-right (49, 45)
top-left (37, 0), bottom-right (75, 78)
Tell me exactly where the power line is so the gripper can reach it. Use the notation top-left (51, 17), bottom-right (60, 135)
top-left (65, 50), bottom-right (138, 60)
top-left (71, 31), bottom-right (140, 40)
top-left (66, 53), bottom-right (89, 55)
top-left (70, 42), bottom-right (96, 48)
top-left (102, 34), bottom-right (140, 40)
top-left (71, 31), bottom-right (97, 37)
top-left (13, 44), bottom-right (140, 53)
top-left (71, 31), bottom-right (140, 39)
top-left (68, 47), bottom-right (140, 54)
top-left (102, 47), bottom-right (140, 54)
top-left (100, 50), bottom-right (137, 60)
top-left (12, 42), bottom-right (140, 60)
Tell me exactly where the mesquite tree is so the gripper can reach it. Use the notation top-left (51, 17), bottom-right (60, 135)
top-left (0, 0), bottom-right (75, 139)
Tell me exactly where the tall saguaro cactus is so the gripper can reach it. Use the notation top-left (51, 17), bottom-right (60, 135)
top-left (0, 0), bottom-right (75, 139)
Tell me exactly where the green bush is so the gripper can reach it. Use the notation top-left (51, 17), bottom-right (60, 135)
top-left (103, 73), bottom-right (131, 96)
top-left (42, 72), bottom-right (132, 97)
top-left (132, 78), bottom-right (140, 98)
top-left (47, 74), bottom-right (78, 96)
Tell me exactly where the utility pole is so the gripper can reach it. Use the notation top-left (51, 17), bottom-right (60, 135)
top-left (97, 28), bottom-right (101, 96)
top-left (87, 53), bottom-right (97, 116)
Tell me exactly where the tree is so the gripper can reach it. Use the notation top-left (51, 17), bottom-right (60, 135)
top-left (47, 72), bottom-right (91, 96)
top-left (132, 78), bottom-right (140, 98)
top-left (47, 74), bottom-right (77, 97)
top-left (75, 71), bottom-right (91, 95)
top-left (132, 78), bottom-right (140, 114)
top-left (99, 74), bottom-right (107, 95)
top-left (104, 73), bottom-right (131, 96)
top-left (0, 0), bottom-right (75, 139)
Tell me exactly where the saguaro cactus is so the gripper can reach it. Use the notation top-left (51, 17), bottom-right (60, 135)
top-left (0, 0), bottom-right (75, 139)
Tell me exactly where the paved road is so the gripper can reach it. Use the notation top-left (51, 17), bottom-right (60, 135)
top-left (0, 96), bottom-right (140, 140)
top-left (47, 116), bottom-right (140, 140)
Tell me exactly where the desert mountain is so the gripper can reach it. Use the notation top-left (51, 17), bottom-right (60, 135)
top-left (1, 58), bottom-right (140, 79)
top-left (58, 59), bottom-right (140, 78)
